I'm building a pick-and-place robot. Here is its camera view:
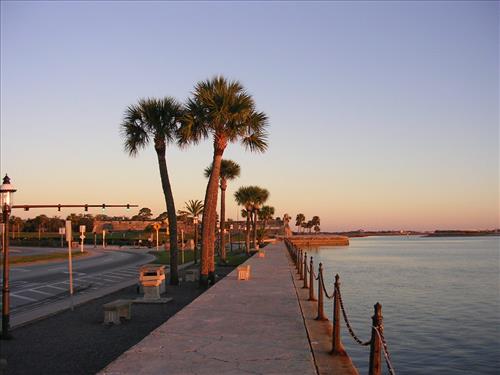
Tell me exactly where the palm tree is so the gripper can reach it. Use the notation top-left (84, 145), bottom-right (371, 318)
top-left (311, 216), bottom-right (320, 234)
top-left (121, 97), bottom-right (183, 285)
top-left (307, 220), bottom-right (313, 234)
top-left (235, 186), bottom-right (269, 251)
top-left (296, 213), bottom-right (305, 233)
top-left (178, 199), bottom-right (204, 264)
top-left (180, 76), bottom-right (269, 287)
top-left (259, 205), bottom-right (275, 231)
top-left (301, 222), bottom-right (308, 233)
top-left (234, 187), bottom-right (254, 254)
top-left (248, 188), bottom-right (268, 249)
top-left (204, 159), bottom-right (240, 263)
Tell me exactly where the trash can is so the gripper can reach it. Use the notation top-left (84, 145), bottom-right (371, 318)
top-left (139, 265), bottom-right (166, 299)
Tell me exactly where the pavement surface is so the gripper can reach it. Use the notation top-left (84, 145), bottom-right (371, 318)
top-left (1, 263), bottom-right (237, 375)
top-left (100, 242), bottom-right (318, 375)
top-left (3, 247), bottom-right (155, 326)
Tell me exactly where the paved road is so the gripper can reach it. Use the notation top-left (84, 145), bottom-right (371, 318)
top-left (3, 247), bottom-right (155, 316)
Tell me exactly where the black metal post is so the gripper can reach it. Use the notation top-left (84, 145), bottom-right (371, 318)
top-left (1, 205), bottom-right (11, 339)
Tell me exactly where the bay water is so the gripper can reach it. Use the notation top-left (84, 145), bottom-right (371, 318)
top-left (306, 236), bottom-right (500, 375)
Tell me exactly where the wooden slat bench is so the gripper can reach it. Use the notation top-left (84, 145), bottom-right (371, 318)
top-left (103, 299), bottom-right (132, 325)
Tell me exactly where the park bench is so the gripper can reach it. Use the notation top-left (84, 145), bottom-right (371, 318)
top-left (103, 299), bottom-right (132, 325)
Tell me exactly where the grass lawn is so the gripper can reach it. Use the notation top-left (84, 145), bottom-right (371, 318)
top-left (149, 249), bottom-right (195, 265)
top-left (217, 250), bottom-right (254, 266)
top-left (6, 250), bottom-right (90, 265)
top-left (148, 248), bottom-right (254, 268)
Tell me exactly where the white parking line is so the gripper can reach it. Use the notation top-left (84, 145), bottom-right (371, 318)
top-left (63, 271), bottom-right (87, 276)
top-left (28, 289), bottom-right (54, 296)
top-left (92, 277), bottom-right (121, 283)
top-left (11, 293), bottom-right (37, 302)
top-left (44, 285), bottom-right (67, 291)
top-left (98, 274), bottom-right (125, 280)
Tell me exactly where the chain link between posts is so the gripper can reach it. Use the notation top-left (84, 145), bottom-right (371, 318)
top-left (320, 273), bottom-right (334, 299)
top-left (373, 326), bottom-right (396, 375)
top-left (335, 285), bottom-right (371, 346)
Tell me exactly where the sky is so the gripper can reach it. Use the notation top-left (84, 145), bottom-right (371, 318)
top-left (1, 1), bottom-right (498, 232)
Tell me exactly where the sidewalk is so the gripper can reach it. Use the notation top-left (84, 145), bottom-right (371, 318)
top-left (101, 242), bottom-right (317, 375)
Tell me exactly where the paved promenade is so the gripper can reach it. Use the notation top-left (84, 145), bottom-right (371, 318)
top-left (101, 242), bottom-right (317, 375)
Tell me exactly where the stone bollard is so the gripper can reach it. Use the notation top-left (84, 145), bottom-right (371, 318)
top-left (308, 257), bottom-right (316, 301)
top-left (315, 263), bottom-right (327, 320)
top-left (302, 252), bottom-right (309, 289)
top-left (369, 303), bottom-right (383, 375)
top-left (331, 274), bottom-right (347, 355)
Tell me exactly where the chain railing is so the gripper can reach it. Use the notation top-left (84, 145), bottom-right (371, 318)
top-left (285, 239), bottom-right (396, 375)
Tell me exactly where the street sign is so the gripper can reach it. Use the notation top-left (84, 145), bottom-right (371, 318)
top-left (153, 223), bottom-right (161, 231)
top-left (65, 220), bottom-right (72, 243)
top-left (79, 225), bottom-right (86, 233)
top-left (59, 227), bottom-right (66, 235)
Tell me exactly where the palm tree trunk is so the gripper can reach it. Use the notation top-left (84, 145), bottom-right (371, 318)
top-left (220, 183), bottom-right (227, 263)
top-left (252, 210), bottom-right (259, 250)
top-left (245, 214), bottom-right (251, 255)
top-left (200, 149), bottom-right (223, 287)
top-left (156, 150), bottom-right (179, 285)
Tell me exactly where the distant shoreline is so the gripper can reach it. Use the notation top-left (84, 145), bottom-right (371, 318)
top-left (316, 230), bottom-right (500, 238)
top-left (424, 231), bottom-right (499, 238)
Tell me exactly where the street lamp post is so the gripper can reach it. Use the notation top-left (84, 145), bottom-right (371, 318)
top-left (1, 175), bottom-right (16, 339)
top-left (229, 224), bottom-right (233, 253)
top-left (193, 217), bottom-right (198, 264)
top-left (0, 174), bottom-right (136, 339)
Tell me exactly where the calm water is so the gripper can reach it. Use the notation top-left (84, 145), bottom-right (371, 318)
top-left (306, 236), bottom-right (500, 375)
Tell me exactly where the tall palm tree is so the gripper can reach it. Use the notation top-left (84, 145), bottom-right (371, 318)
top-left (180, 76), bottom-right (269, 287)
top-left (204, 159), bottom-right (240, 263)
top-left (296, 213), bottom-right (305, 233)
top-left (178, 199), bottom-right (204, 264)
top-left (121, 97), bottom-right (183, 285)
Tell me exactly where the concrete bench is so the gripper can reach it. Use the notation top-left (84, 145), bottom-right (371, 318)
top-left (103, 299), bottom-right (132, 325)
top-left (184, 269), bottom-right (199, 282)
top-left (237, 265), bottom-right (251, 280)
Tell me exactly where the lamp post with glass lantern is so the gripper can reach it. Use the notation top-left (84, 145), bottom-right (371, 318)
top-left (1, 175), bottom-right (16, 339)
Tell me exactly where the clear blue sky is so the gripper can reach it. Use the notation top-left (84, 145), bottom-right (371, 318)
top-left (1, 1), bottom-right (498, 231)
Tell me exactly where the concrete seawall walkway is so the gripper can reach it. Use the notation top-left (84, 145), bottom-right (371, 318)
top-left (101, 242), bottom-right (317, 375)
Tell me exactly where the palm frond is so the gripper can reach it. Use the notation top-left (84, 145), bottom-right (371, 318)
top-left (205, 159), bottom-right (241, 180)
top-left (120, 97), bottom-right (182, 156)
